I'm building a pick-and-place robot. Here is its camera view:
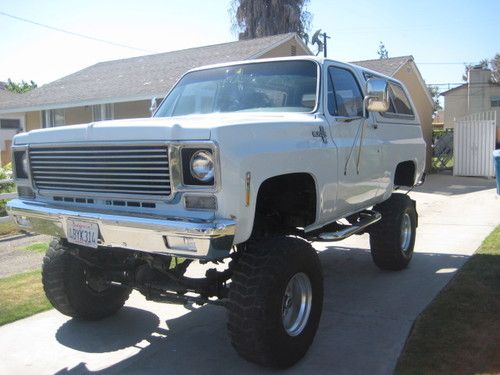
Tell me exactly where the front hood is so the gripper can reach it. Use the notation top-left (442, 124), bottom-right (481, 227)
top-left (14, 112), bottom-right (316, 145)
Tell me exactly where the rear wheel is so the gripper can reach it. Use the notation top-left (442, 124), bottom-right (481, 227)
top-left (42, 238), bottom-right (132, 320)
top-left (369, 194), bottom-right (417, 270)
top-left (227, 236), bottom-right (323, 368)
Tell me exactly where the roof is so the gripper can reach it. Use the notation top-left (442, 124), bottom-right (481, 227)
top-left (0, 33), bottom-right (310, 113)
top-left (350, 56), bottom-right (413, 76)
top-left (439, 84), bottom-right (467, 96)
top-left (0, 83), bottom-right (19, 104)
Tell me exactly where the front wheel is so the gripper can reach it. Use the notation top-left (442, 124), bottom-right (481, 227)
top-left (369, 193), bottom-right (417, 270)
top-left (227, 236), bottom-right (323, 368)
top-left (42, 238), bottom-right (132, 320)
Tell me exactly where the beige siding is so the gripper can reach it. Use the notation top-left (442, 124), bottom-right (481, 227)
top-left (259, 39), bottom-right (311, 58)
top-left (64, 106), bottom-right (92, 125)
top-left (443, 86), bottom-right (468, 129)
top-left (114, 100), bottom-right (150, 119)
top-left (26, 111), bottom-right (41, 132)
top-left (394, 62), bottom-right (434, 171)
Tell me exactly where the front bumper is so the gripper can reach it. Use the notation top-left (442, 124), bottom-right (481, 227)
top-left (7, 199), bottom-right (236, 259)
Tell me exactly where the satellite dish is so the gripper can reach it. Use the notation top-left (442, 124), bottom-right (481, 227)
top-left (312, 29), bottom-right (321, 45)
top-left (311, 29), bottom-right (323, 56)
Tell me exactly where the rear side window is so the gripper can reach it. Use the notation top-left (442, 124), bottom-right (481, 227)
top-left (388, 83), bottom-right (414, 116)
top-left (363, 72), bottom-right (415, 118)
top-left (328, 67), bottom-right (364, 117)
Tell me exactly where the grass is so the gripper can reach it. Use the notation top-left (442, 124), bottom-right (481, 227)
top-left (0, 219), bottom-right (20, 236)
top-left (395, 226), bottom-right (500, 375)
top-left (0, 270), bottom-right (52, 326)
top-left (19, 242), bottom-right (49, 253)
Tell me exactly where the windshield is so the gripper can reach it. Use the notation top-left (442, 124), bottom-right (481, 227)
top-left (155, 60), bottom-right (318, 117)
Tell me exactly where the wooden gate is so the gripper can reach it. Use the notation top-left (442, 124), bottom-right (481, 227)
top-left (453, 111), bottom-right (496, 177)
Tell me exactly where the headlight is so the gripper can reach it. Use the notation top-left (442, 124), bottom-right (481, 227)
top-left (190, 150), bottom-right (214, 182)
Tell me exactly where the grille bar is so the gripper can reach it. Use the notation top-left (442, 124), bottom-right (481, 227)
top-left (30, 145), bottom-right (171, 198)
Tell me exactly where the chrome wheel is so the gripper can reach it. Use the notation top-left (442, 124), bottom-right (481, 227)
top-left (282, 272), bottom-right (312, 337)
top-left (400, 212), bottom-right (412, 252)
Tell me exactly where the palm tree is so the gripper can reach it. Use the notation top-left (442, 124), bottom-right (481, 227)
top-left (231, 0), bottom-right (311, 40)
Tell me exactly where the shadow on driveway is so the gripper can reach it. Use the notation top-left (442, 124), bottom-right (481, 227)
top-left (53, 247), bottom-right (469, 375)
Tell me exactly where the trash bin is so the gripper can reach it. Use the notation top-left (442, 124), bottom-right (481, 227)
top-left (494, 149), bottom-right (500, 195)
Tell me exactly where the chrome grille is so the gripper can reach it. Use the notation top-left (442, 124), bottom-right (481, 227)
top-left (29, 145), bottom-right (171, 198)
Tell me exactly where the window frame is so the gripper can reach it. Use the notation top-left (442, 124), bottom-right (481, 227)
top-left (362, 71), bottom-right (415, 120)
top-left (0, 118), bottom-right (21, 130)
top-left (92, 103), bottom-right (114, 122)
top-left (491, 96), bottom-right (500, 108)
top-left (327, 65), bottom-right (365, 118)
top-left (42, 109), bottom-right (65, 128)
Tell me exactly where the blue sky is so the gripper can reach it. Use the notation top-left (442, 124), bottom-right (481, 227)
top-left (0, 0), bottom-right (498, 93)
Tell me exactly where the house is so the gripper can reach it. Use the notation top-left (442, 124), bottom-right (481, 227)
top-left (0, 35), bottom-right (433, 170)
top-left (0, 85), bottom-right (23, 165)
top-left (352, 56), bottom-right (434, 170)
top-left (440, 66), bottom-right (500, 143)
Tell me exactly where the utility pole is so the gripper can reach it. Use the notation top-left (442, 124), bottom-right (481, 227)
top-left (322, 32), bottom-right (331, 58)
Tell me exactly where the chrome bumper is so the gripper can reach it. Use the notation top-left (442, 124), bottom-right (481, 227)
top-left (6, 199), bottom-right (236, 259)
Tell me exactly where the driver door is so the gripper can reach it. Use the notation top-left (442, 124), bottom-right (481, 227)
top-left (324, 64), bottom-right (383, 216)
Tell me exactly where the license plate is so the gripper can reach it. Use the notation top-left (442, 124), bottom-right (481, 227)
top-left (67, 219), bottom-right (99, 248)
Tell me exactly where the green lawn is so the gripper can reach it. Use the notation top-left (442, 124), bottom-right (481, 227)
top-left (0, 270), bottom-right (52, 326)
top-left (0, 219), bottom-right (20, 236)
top-left (19, 242), bottom-right (49, 253)
top-left (395, 226), bottom-right (500, 375)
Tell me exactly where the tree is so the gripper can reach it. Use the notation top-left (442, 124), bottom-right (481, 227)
top-left (377, 41), bottom-right (388, 59)
top-left (230, 0), bottom-right (311, 40)
top-left (462, 53), bottom-right (499, 82)
top-left (489, 53), bottom-right (500, 82)
top-left (427, 85), bottom-right (442, 114)
top-left (4, 78), bottom-right (37, 93)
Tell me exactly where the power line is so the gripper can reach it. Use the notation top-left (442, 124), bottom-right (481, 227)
top-left (0, 10), bottom-right (156, 54)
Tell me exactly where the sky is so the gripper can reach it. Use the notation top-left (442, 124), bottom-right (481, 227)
top-left (0, 0), bottom-right (499, 94)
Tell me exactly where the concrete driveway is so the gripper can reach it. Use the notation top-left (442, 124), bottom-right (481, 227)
top-left (0, 173), bottom-right (499, 375)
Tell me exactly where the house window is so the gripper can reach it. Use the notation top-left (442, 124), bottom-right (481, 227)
top-left (0, 119), bottom-right (21, 130)
top-left (291, 45), bottom-right (297, 56)
top-left (92, 104), bottom-right (114, 121)
top-left (491, 96), bottom-right (500, 107)
top-left (42, 109), bottom-right (65, 127)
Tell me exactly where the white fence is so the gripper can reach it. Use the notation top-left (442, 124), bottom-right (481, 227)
top-left (453, 111), bottom-right (497, 177)
top-left (0, 178), bottom-right (15, 224)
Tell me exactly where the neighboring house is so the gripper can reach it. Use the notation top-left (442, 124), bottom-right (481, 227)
top-left (352, 56), bottom-right (434, 170)
top-left (441, 66), bottom-right (500, 143)
top-left (432, 110), bottom-right (445, 129)
top-left (0, 33), bottom-right (310, 134)
top-left (0, 36), bottom-right (433, 170)
top-left (0, 85), bottom-right (23, 165)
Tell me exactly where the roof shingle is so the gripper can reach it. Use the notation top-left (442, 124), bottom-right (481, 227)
top-left (350, 56), bottom-right (413, 77)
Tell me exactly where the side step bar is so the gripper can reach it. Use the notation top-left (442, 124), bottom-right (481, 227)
top-left (310, 210), bottom-right (381, 242)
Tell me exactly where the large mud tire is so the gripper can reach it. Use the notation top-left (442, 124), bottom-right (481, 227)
top-left (370, 193), bottom-right (417, 271)
top-left (42, 239), bottom-right (131, 320)
top-left (228, 236), bottom-right (323, 368)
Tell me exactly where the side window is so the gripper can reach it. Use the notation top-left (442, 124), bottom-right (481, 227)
top-left (328, 67), bottom-right (364, 117)
top-left (389, 83), bottom-right (414, 116)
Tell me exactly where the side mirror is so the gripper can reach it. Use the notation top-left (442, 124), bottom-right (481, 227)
top-left (364, 78), bottom-right (390, 113)
top-left (150, 97), bottom-right (158, 117)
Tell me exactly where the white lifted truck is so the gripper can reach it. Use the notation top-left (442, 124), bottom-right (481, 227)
top-left (8, 57), bottom-right (425, 368)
